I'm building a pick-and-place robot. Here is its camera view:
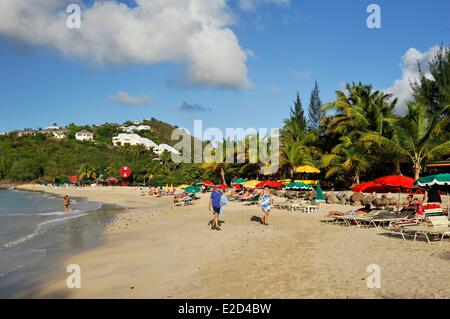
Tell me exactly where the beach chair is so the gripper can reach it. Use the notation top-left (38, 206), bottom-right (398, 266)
top-left (337, 210), bottom-right (384, 228)
top-left (364, 211), bottom-right (413, 229)
top-left (243, 194), bottom-right (260, 206)
top-left (400, 216), bottom-right (450, 244)
top-left (303, 205), bottom-right (318, 214)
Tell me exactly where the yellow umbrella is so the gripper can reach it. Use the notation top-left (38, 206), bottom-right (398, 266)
top-left (178, 184), bottom-right (189, 189)
top-left (295, 165), bottom-right (321, 173)
top-left (243, 180), bottom-right (261, 188)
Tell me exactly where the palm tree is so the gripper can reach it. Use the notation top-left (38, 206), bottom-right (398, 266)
top-left (363, 102), bottom-right (450, 179)
top-left (280, 120), bottom-right (319, 179)
top-left (202, 141), bottom-right (229, 185)
top-left (78, 164), bottom-right (97, 180)
top-left (321, 136), bottom-right (373, 185)
top-left (322, 82), bottom-right (397, 138)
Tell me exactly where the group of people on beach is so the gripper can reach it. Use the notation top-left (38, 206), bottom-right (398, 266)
top-left (208, 185), bottom-right (273, 231)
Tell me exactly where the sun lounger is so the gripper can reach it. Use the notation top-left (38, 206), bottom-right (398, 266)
top-left (242, 194), bottom-right (260, 205)
top-left (363, 211), bottom-right (414, 229)
top-left (400, 216), bottom-right (450, 244)
top-left (334, 210), bottom-right (385, 227)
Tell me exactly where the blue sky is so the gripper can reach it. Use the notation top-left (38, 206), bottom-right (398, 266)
top-left (0, 0), bottom-right (449, 137)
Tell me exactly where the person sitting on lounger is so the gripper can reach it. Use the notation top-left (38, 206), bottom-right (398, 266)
top-left (400, 194), bottom-right (415, 211)
top-left (413, 198), bottom-right (425, 218)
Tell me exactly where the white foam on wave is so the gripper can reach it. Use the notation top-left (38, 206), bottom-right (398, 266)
top-left (3, 213), bottom-right (87, 248)
top-left (37, 210), bottom-right (82, 216)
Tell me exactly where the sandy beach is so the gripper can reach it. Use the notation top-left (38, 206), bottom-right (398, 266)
top-left (7, 185), bottom-right (450, 299)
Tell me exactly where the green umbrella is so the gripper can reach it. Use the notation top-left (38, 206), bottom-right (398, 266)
top-left (185, 186), bottom-right (201, 194)
top-left (284, 181), bottom-right (313, 190)
top-left (231, 178), bottom-right (246, 185)
top-left (316, 182), bottom-right (325, 201)
top-left (417, 173), bottom-right (450, 189)
top-left (416, 173), bottom-right (450, 214)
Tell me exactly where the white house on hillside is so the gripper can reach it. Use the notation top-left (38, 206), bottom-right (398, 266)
top-left (119, 125), bottom-right (151, 133)
top-left (153, 143), bottom-right (180, 156)
top-left (112, 133), bottom-right (157, 150)
top-left (75, 130), bottom-right (94, 141)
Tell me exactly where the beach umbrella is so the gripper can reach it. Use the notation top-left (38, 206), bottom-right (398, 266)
top-left (106, 176), bottom-right (118, 184)
top-left (351, 181), bottom-right (383, 193)
top-left (374, 175), bottom-right (415, 189)
top-left (417, 173), bottom-right (450, 189)
top-left (202, 180), bottom-right (214, 186)
top-left (295, 165), bottom-right (321, 174)
top-left (69, 176), bottom-right (80, 183)
top-left (256, 181), bottom-right (283, 189)
top-left (177, 184), bottom-right (190, 189)
top-left (284, 181), bottom-right (313, 190)
top-left (243, 180), bottom-right (261, 188)
top-left (218, 184), bottom-right (229, 190)
top-left (95, 177), bottom-right (105, 184)
top-left (185, 186), bottom-right (201, 194)
top-left (316, 182), bottom-right (325, 201)
top-left (231, 178), bottom-right (246, 185)
top-left (417, 173), bottom-right (450, 213)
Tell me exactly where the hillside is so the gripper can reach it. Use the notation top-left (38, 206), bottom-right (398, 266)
top-left (0, 118), bottom-right (213, 185)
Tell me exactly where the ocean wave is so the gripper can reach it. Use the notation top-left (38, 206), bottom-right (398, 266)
top-left (3, 213), bottom-right (87, 248)
top-left (37, 210), bottom-right (82, 216)
top-left (0, 213), bottom-right (31, 217)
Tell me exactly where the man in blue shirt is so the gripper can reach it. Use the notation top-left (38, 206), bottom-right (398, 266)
top-left (209, 187), bottom-right (222, 230)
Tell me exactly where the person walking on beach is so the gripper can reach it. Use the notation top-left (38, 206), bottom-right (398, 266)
top-left (63, 195), bottom-right (70, 213)
top-left (219, 189), bottom-right (229, 226)
top-left (259, 185), bottom-right (273, 225)
top-left (209, 187), bottom-right (222, 231)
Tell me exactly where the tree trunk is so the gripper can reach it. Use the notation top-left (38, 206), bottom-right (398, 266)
top-left (220, 167), bottom-right (227, 186)
top-left (414, 163), bottom-right (421, 180)
top-left (354, 174), bottom-right (360, 185)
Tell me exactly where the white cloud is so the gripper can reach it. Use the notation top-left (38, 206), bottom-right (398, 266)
top-left (292, 70), bottom-right (312, 80)
top-left (108, 91), bottom-right (151, 106)
top-left (0, 0), bottom-right (251, 89)
top-left (238, 0), bottom-right (290, 12)
top-left (385, 45), bottom-right (440, 114)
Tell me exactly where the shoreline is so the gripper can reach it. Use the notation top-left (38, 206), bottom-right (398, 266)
top-left (4, 185), bottom-right (450, 298)
top-left (0, 188), bottom-right (125, 298)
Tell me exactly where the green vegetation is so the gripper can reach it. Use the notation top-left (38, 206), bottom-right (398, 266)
top-left (1, 45), bottom-right (449, 188)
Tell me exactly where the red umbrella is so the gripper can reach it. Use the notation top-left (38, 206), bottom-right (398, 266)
top-left (351, 181), bottom-right (382, 192)
top-left (234, 184), bottom-right (242, 190)
top-left (202, 180), bottom-right (214, 186)
top-left (218, 184), bottom-right (229, 190)
top-left (69, 176), bottom-right (79, 183)
top-left (374, 175), bottom-right (415, 189)
top-left (256, 181), bottom-right (283, 189)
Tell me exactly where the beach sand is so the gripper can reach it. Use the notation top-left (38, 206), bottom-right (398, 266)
top-left (10, 185), bottom-right (450, 298)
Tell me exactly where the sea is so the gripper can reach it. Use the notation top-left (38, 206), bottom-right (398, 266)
top-left (0, 188), bottom-right (103, 278)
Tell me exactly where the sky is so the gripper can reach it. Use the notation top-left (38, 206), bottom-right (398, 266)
top-left (0, 0), bottom-right (449, 138)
